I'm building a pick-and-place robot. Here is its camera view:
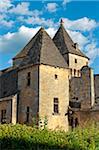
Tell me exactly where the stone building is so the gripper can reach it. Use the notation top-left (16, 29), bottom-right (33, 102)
top-left (0, 21), bottom-right (99, 130)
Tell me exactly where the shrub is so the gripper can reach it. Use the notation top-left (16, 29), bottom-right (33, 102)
top-left (0, 123), bottom-right (98, 150)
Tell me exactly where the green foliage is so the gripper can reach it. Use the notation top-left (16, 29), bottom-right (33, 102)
top-left (0, 123), bottom-right (99, 150)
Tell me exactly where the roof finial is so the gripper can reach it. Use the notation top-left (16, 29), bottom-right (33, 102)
top-left (40, 26), bottom-right (45, 31)
top-left (60, 18), bottom-right (64, 25)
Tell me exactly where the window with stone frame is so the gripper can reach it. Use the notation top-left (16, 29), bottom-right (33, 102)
top-left (53, 98), bottom-right (59, 113)
top-left (55, 74), bottom-right (58, 79)
top-left (78, 70), bottom-right (80, 76)
top-left (1, 109), bottom-right (6, 124)
top-left (74, 69), bottom-right (76, 76)
top-left (27, 72), bottom-right (31, 86)
top-left (26, 106), bottom-right (30, 123)
top-left (75, 59), bottom-right (77, 63)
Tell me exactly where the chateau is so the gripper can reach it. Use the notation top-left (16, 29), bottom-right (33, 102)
top-left (0, 21), bottom-right (99, 130)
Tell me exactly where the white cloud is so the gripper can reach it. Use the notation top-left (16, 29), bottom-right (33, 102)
top-left (0, 14), bottom-right (14, 27)
top-left (46, 3), bottom-right (58, 12)
top-left (67, 30), bottom-right (89, 49)
top-left (18, 16), bottom-right (56, 28)
top-left (46, 28), bottom-right (57, 38)
top-left (63, 17), bottom-right (97, 31)
top-left (85, 42), bottom-right (99, 64)
top-left (0, 26), bottom-right (57, 55)
top-left (63, 0), bottom-right (71, 5)
top-left (0, 19), bottom-right (14, 27)
top-left (0, 0), bottom-right (13, 13)
top-left (9, 2), bottom-right (32, 15)
top-left (0, 1), bottom-right (42, 28)
top-left (8, 59), bottom-right (12, 65)
top-left (0, 26), bottom-right (40, 54)
top-left (0, 25), bottom-right (98, 66)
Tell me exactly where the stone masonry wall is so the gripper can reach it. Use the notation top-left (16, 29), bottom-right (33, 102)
top-left (18, 65), bottom-right (39, 124)
top-left (69, 53), bottom-right (89, 77)
top-left (0, 68), bottom-right (18, 98)
top-left (0, 98), bottom-right (12, 123)
top-left (94, 75), bottom-right (99, 103)
top-left (74, 110), bottom-right (99, 127)
top-left (39, 64), bottom-right (69, 131)
top-left (70, 66), bottom-right (95, 110)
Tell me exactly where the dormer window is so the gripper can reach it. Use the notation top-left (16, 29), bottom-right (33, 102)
top-left (74, 43), bottom-right (78, 49)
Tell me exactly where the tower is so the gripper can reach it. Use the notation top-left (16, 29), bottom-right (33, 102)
top-left (53, 19), bottom-right (89, 77)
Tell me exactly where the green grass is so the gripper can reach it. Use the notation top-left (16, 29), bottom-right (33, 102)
top-left (0, 123), bottom-right (99, 150)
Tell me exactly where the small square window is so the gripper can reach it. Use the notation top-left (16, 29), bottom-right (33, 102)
top-left (55, 74), bottom-right (58, 79)
top-left (75, 59), bottom-right (77, 63)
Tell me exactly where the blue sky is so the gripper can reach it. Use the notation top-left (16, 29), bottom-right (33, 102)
top-left (0, 0), bottom-right (99, 74)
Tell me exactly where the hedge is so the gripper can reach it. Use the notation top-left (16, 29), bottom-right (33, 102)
top-left (0, 123), bottom-right (99, 150)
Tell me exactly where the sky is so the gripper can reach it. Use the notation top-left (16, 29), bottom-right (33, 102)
top-left (0, 0), bottom-right (99, 74)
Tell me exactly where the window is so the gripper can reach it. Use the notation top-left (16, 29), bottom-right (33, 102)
top-left (1, 110), bottom-right (6, 124)
top-left (3, 91), bottom-right (7, 95)
top-left (70, 69), bottom-right (72, 76)
top-left (53, 98), bottom-right (59, 113)
top-left (76, 97), bottom-right (78, 101)
top-left (26, 106), bottom-right (30, 123)
top-left (27, 72), bottom-right (31, 86)
top-left (55, 74), bottom-right (58, 79)
top-left (77, 70), bottom-right (80, 76)
top-left (75, 59), bottom-right (77, 63)
top-left (74, 69), bottom-right (76, 76)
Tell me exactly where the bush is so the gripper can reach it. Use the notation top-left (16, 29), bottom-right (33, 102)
top-left (0, 123), bottom-right (98, 150)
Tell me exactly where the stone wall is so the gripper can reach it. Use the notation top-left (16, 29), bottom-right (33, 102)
top-left (94, 75), bottom-right (99, 103)
top-left (0, 97), bottom-right (12, 123)
top-left (39, 64), bottom-right (69, 131)
top-left (0, 68), bottom-right (18, 98)
top-left (74, 110), bottom-right (99, 127)
top-left (70, 66), bottom-right (95, 110)
top-left (69, 53), bottom-right (89, 77)
top-left (18, 65), bottom-right (39, 124)
top-left (0, 95), bottom-right (17, 124)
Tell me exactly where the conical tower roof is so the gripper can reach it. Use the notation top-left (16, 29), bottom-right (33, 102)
top-left (14, 27), bottom-right (68, 68)
top-left (53, 22), bottom-right (89, 59)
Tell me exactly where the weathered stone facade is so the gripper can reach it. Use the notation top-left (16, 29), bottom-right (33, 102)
top-left (94, 75), bottom-right (99, 103)
top-left (17, 65), bottom-right (39, 124)
top-left (68, 54), bottom-right (88, 77)
top-left (0, 23), bottom-right (99, 130)
top-left (39, 65), bottom-right (69, 130)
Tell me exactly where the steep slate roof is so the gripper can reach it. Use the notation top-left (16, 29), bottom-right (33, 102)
top-left (53, 23), bottom-right (89, 59)
top-left (15, 27), bottom-right (68, 68)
